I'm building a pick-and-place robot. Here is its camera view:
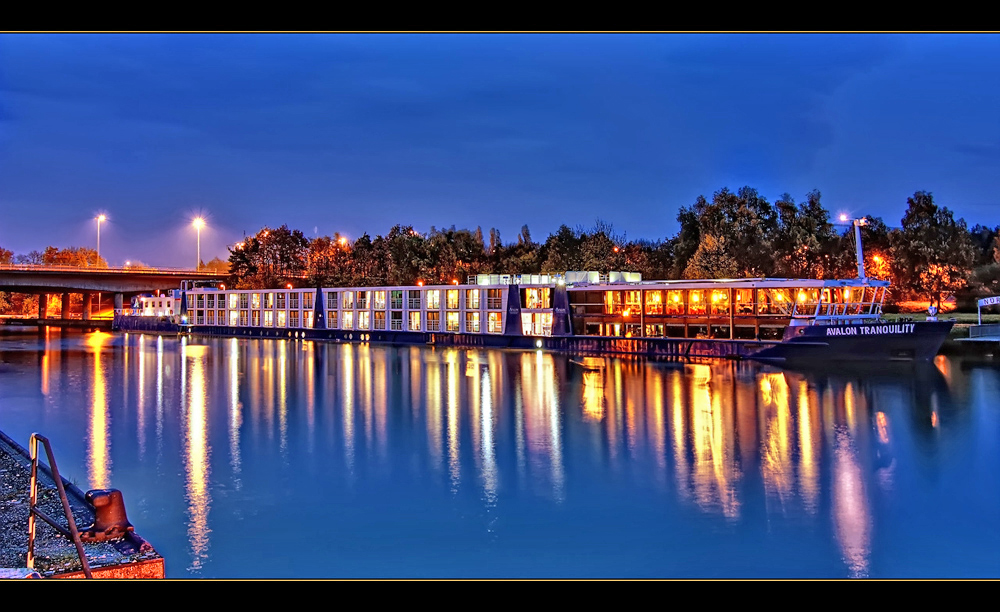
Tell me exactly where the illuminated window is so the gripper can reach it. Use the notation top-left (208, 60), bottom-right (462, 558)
top-left (465, 312), bottom-right (480, 333)
top-left (356, 291), bottom-right (369, 309)
top-left (277, 310), bottom-right (286, 327)
top-left (487, 289), bottom-right (502, 309)
top-left (488, 312), bottom-right (502, 333)
top-left (303, 292), bottom-right (313, 309)
top-left (644, 290), bottom-right (663, 315)
top-left (374, 311), bottom-right (386, 330)
top-left (251, 293), bottom-right (260, 309)
top-left (239, 293), bottom-right (249, 309)
top-left (426, 290), bottom-right (440, 309)
top-left (251, 311), bottom-right (260, 326)
top-left (427, 311), bottom-right (440, 331)
top-left (327, 311), bottom-right (338, 329)
top-left (390, 290), bottom-right (403, 309)
top-left (229, 294), bottom-right (238, 310)
top-left (525, 288), bottom-right (551, 309)
top-left (666, 290), bottom-right (684, 315)
top-left (276, 293), bottom-right (286, 309)
top-left (264, 293), bottom-right (273, 309)
top-left (735, 289), bottom-right (753, 314)
top-left (342, 291), bottom-right (354, 309)
top-left (289, 310), bottom-right (299, 328)
top-left (342, 311), bottom-right (354, 329)
top-left (710, 290), bottom-right (730, 315)
top-left (218, 310), bottom-right (225, 324)
top-left (604, 291), bottom-right (624, 315)
top-left (688, 290), bottom-right (706, 315)
top-left (374, 291), bottom-right (386, 310)
top-left (358, 311), bottom-right (370, 330)
top-left (207, 310), bottom-right (215, 325)
top-left (408, 311), bottom-right (421, 331)
top-left (304, 311), bottom-right (313, 328)
top-left (264, 311), bottom-right (273, 327)
top-left (466, 289), bottom-right (480, 309)
top-left (289, 293), bottom-right (299, 309)
top-left (229, 310), bottom-right (239, 326)
top-left (446, 290), bottom-right (459, 309)
top-left (446, 311), bottom-right (459, 332)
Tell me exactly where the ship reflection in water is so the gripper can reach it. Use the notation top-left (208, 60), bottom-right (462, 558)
top-left (7, 330), bottom-right (998, 578)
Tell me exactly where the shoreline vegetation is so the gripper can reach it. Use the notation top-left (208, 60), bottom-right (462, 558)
top-left (3, 187), bottom-right (999, 318)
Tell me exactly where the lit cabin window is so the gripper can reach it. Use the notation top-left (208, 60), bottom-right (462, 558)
top-left (277, 311), bottom-right (286, 327)
top-left (374, 291), bottom-right (386, 310)
top-left (342, 311), bottom-right (354, 330)
top-left (342, 291), bottom-right (354, 310)
top-left (446, 311), bottom-right (459, 332)
top-left (356, 291), bottom-right (369, 309)
top-left (488, 312), bottom-right (502, 333)
top-left (688, 290), bottom-right (706, 315)
top-left (426, 290), bottom-right (440, 309)
top-left (465, 312), bottom-right (480, 333)
top-left (251, 293), bottom-right (261, 309)
top-left (466, 289), bottom-right (480, 309)
top-left (408, 311), bottom-right (421, 331)
top-left (710, 290), bottom-right (729, 315)
top-left (303, 292), bottom-right (313, 309)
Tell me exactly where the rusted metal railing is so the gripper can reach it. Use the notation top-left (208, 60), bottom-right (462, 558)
top-left (27, 433), bottom-right (92, 579)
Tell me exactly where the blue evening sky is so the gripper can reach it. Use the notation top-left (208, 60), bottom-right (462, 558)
top-left (1, 33), bottom-right (998, 268)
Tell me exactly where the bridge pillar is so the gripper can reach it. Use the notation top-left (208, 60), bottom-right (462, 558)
top-left (82, 293), bottom-right (93, 321)
top-left (38, 293), bottom-right (48, 319)
top-left (61, 293), bottom-right (71, 319)
top-left (114, 293), bottom-right (123, 313)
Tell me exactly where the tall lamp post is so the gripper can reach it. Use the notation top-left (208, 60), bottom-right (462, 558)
top-left (96, 214), bottom-right (106, 262)
top-left (839, 214), bottom-right (868, 280)
top-left (193, 217), bottom-right (205, 270)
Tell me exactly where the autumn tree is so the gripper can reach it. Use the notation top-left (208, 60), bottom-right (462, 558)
top-left (892, 191), bottom-right (976, 309)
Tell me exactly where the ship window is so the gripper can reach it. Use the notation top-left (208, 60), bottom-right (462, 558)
top-left (265, 293), bottom-right (274, 309)
top-left (327, 310), bottom-right (338, 329)
top-left (358, 311), bottom-right (370, 330)
top-left (524, 288), bottom-right (551, 309)
top-left (229, 310), bottom-right (239, 326)
top-left (342, 291), bottom-right (354, 310)
top-left (251, 293), bottom-right (261, 309)
top-left (465, 312), bottom-right (480, 333)
top-left (390, 290), bottom-right (403, 309)
top-left (604, 291), bottom-right (624, 315)
top-left (356, 291), bottom-right (369, 309)
top-left (645, 324), bottom-right (665, 337)
top-left (303, 292), bottom-right (313, 309)
top-left (304, 311), bottom-right (314, 328)
top-left (408, 311), bottom-right (421, 331)
top-left (277, 310), bottom-right (286, 327)
top-left (710, 289), bottom-right (730, 315)
top-left (276, 293), bottom-right (286, 309)
top-left (758, 289), bottom-right (792, 315)
top-left (196, 295), bottom-right (205, 309)
top-left (488, 312), bottom-right (502, 333)
top-left (735, 289), bottom-right (753, 314)
top-left (289, 310), bottom-right (299, 328)
top-left (374, 291), bottom-right (386, 310)
top-left (665, 290), bottom-right (684, 315)
top-left (408, 291), bottom-right (421, 310)
top-left (207, 310), bottom-right (215, 325)
top-left (644, 290), bottom-right (663, 315)
top-left (487, 289), bottom-right (502, 310)
top-left (342, 311), bottom-right (353, 329)
top-left (264, 311), bottom-right (273, 327)
top-left (446, 311), bottom-right (459, 332)
top-left (326, 292), bottom-right (337, 311)
top-left (251, 311), bottom-right (260, 326)
top-left (390, 311), bottom-right (403, 330)
top-left (426, 290), bottom-right (440, 310)
top-left (289, 293), bottom-right (299, 309)
top-left (207, 295), bottom-right (215, 309)
top-left (427, 311), bottom-right (440, 331)
top-left (374, 311), bottom-right (386, 330)
top-left (239, 293), bottom-right (249, 309)
top-left (466, 289), bottom-right (480, 309)
top-left (446, 290), bottom-right (459, 310)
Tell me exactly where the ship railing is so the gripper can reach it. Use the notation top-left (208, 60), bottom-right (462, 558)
top-left (970, 323), bottom-right (1000, 338)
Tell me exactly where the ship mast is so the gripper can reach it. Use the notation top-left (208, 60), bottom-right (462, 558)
top-left (840, 215), bottom-right (868, 281)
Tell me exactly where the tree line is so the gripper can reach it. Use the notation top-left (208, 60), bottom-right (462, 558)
top-left (224, 187), bottom-right (998, 310)
top-left (3, 186), bottom-right (997, 315)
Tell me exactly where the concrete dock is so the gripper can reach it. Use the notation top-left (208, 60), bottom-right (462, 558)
top-left (0, 430), bottom-right (164, 579)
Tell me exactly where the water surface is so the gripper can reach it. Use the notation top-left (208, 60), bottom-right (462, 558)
top-left (1, 329), bottom-right (998, 578)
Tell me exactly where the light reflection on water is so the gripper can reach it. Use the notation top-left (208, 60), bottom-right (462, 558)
top-left (2, 330), bottom-right (999, 578)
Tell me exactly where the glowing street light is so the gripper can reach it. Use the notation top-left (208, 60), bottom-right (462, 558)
top-left (193, 217), bottom-right (205, 270)
top-left (839, 215), bottom-right (869, 280)
top-left (96, 214), bottom-right (107, 261)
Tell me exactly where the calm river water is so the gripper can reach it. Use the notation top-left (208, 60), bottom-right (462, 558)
top-left (1, 329), bottom-right (999, 578)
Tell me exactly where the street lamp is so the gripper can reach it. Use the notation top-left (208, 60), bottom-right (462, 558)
top-left (839, 214), bottom-right (868, 280)
top-left (193, 217), bottom-right (205, 270)
top-left (96, 215), bottom-right (106, 262)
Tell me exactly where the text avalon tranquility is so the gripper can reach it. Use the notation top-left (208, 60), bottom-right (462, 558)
top-left (826, 323), bottom-right (916, 336)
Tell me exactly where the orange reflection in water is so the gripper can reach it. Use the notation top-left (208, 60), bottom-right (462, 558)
top-left (87, 332), bottom-right (112, 489)
top-left (184, 346), bottom-right (211, 572)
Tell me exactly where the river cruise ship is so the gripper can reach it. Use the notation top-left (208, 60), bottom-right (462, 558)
top-left (114, 271), bottom-right (953, 363)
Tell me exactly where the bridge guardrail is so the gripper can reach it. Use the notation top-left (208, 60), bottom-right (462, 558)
top-left (0, 264), bottom-right (221, 275)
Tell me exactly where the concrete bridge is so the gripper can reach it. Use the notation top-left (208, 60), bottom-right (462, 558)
top-left (0, 264), bottom-right (222, 321)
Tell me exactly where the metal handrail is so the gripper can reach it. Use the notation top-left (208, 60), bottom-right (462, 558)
top-left (27, 433), bottom-right (92, 578)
